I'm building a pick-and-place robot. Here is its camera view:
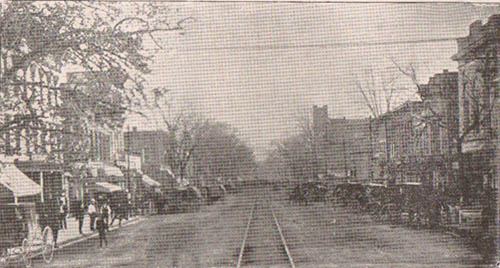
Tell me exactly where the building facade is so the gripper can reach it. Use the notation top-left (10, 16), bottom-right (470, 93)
top-left (61, 72), bottom-right (126, 208)
top-left (451, 15), bottom-right (499, 205)
top-left (124, 128), bottom-right (171, 185)
top-left (312, 105), bottom-right (372, 184)
top-left (0, 63), bottom-right (65, 203)
top-left (372, 101), bottom-right (426, 186)
top-left (418, 70), bottom-right (460, 191)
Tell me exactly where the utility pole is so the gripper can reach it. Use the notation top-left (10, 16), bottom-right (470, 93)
top-left (127, 126), bottom-right (131, 203)
top-left (368, 116), bottom-right (374, 183)
top-left (342, 117), bottom-right (348, 182)
top-left (384, 118), bottom-right (392, 185)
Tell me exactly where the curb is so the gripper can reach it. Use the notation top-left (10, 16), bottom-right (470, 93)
top-left (31, 216), bottom-right (144, 259)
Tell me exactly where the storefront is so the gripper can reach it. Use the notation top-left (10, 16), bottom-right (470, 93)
top-left (14, 160), bottom-right (65, 203)
top-left (0, 163), bottom-right (42, 204)
top-left (141, 174), bottom-right (161, 215)
top-left (461, 139), bottom-right (496, 204)
top-left (67, 161), bottom-right (125, 208)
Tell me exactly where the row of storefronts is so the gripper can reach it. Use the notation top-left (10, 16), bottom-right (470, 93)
top-left (0, 158), bottom-right (161, 217)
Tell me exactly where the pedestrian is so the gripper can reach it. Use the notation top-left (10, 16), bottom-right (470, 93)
top-left (96, 213), bottom-right (107, 247)
top-left (126, 199), bottom-right (131, 220)
top-left (59, 198), bottom-right (68, 230)
top-left (110, 202), bottom-right (123, 227)
top-left (37, 201), bottom-right (48, 233)
top-left (75, 200), bottom-right (85, 235)
top-left (88, 199), bottom-right (97, 231)
top-left (47, 198), bottom-right (61, 248)
top-left (101, 201), bottom-right (110, 231)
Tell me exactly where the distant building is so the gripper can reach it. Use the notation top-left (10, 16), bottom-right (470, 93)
top-left (61, 72), bottom-right (126, 207)
top-left (418, 70), bottom-right (459, 190)
top-left (312, 105), bottom-right (372, 184)
top-left (123, 128), bottom-right (171, 185)
top-left (373, 101), bottom-right (426, 186)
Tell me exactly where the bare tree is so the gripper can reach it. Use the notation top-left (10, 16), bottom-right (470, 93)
top-left (353, 65), bottom-right (402, 119)
top-left (392, 46), bottom-right (498, 203)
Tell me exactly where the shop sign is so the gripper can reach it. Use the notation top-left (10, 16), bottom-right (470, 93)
top-left (462, 139), bottom-right (486, 153)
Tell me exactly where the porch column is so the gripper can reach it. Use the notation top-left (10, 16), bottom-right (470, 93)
top-left (40, 171), bottom-right (44, 202)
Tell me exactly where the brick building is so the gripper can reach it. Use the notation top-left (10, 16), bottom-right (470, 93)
top-left (123, 128), bottom-right (172, 185)
top-left (61, 72), bottom-right (126, 207)
top-left (418, 70), bottom-right (460, 190)
top-left (0, 63), bottom-right (65, 203)
top-left (372, 101), bottom-right (426, 186)
top-left (451, 14), bottom-right (499, 204)
top-left (312, 105), bottom-right (372, 184)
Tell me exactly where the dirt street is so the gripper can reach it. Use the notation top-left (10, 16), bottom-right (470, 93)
top-left (31, 189), bottom-right (485, 268)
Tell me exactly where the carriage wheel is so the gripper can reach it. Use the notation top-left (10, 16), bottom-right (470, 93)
top-left (42, 226), bottom-right (54, 263)
top-left (22, 238), bottom-right (32, 268)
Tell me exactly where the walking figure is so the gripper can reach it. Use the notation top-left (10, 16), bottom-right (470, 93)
top-left (47, 198), bottom-right (61, 248)
top-left (88, 199), bottom-right (97, 231)
top-left (110, 202), bottom-right (124, 227)
top-left (96, 213), bottom-right (107, 247)
top-left (59, 197), bottom-right (68, 230)
top-left (101, 201), bottom-right (110, 231)
top-left (75, 200), bottom-right (85, 234)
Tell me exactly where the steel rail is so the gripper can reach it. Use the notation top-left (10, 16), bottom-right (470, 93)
top-left (269, 195), bottom-right (296, 268)
top-left (236, 201), bottom-right (256, 268)
top-left (236, 189), bottom-right (296, 268)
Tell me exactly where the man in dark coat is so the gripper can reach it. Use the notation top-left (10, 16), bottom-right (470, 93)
top-left (96, 213), bottom-right (107, 247)
top-left (47, 198), bottom-right (61, 248)
top-left (74, 200), bottom-right (85, 235)
top-left (110, 201), bottom-right (124, 227)
top-left (37, 201), bottom-right (48, 233)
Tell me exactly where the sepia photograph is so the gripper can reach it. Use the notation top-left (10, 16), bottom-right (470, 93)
top-left (0, 1), bottom-right (499, 267)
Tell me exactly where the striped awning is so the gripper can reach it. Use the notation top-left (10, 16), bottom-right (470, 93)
top-left (95, 182), bottom-right (122, 193)
top-left (88, 162), bottom-right (124, 178)
top-left (142, 175), bottom-right (161, 187)
top-left (0, 163), bottom-right (42, 197)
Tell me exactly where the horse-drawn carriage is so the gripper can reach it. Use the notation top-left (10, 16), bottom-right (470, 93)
top-left (398, 182), bottom-right (437, 228)
top-left (0, 202), bottom-right (55, 268)
top-left (364, 183), bottom-right (403, 224)
top-left (328, 182), bottom-right (367, 209)
top-left (289, 181), bottom-right (329, 205)
top-left (162, 184), bottom-right (203, 213)
top-left (201, 183), bottom-right (226, 205)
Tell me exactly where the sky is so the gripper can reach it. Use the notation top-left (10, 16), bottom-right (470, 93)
top-left (123, 2), bottom-right (500, 160)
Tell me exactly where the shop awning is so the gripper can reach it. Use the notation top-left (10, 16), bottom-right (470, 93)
top-left (401, 182), bottom-right (422, 186)
top-left (0, 163), bottom-right (42, 197)
top-left (368, 183), bottom-right (386, 188)
top-left (142, 175), bottom-right (161, 187)
top-left (462, 139), bottom-right (487, 154)
top-left (88, 162), bottom-right (124, 178)
top-left (102, 165), bottom-right (123, 177)
top-left (95, 182), bottom-right (122, 193)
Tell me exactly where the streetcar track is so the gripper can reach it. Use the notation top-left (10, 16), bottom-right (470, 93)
top-left (236, 192), bottom-right (295, 268)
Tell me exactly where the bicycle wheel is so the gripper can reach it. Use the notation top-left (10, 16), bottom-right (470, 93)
top-left (22, 238), bottom-right (32, 268)
top-left (42, 227), bottom-right (54, 263)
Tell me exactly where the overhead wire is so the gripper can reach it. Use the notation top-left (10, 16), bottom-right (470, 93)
top-left (178, 37), bottom-right (459, 52)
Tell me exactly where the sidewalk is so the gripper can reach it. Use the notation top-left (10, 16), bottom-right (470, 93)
top-left (32, 214), bottom-right (144, 257)
top-left (59, 214), bottom-right (141, 244)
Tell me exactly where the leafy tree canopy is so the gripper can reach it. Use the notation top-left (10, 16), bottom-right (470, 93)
top-left (0, 1), bottom-right (190, 156)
